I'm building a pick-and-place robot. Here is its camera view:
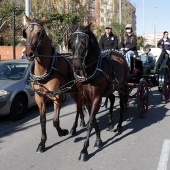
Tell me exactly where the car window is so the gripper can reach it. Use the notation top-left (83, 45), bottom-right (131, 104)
top-left (0, 63), bottom-right (30, 80)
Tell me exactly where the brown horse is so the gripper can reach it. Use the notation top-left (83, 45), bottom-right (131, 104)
top-left (68, 24), bottom-right (128, 161)
top-left (23, 15), bottom-right (86, 153)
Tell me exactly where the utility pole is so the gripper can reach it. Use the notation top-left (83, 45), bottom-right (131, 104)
top-left (119, 0), bottom-right (122, 40)
top-left (142, 0), bottom-right (145, 46)
top-left (24, 0), bottom-right (30, 25)
top-left (154, 7), bottom-right (157, 47)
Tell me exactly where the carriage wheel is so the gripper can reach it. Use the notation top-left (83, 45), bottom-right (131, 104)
top-left (162, 66), bottom-right (170, 102)
top-left (137, 78), bottom-right (149, 118)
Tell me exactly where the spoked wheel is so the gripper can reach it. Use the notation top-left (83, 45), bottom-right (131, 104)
top-left (162, 66), bottom-right (170, 102)
top-left (137, 78), bottom-right (149, 118)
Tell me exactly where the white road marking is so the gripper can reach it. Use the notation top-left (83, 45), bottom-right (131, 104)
top-left (157, 139), bottom-right (170, 170)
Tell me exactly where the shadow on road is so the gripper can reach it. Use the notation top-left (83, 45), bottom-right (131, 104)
top-left (75, 88), bottom-right (169, 160)
top-left (0, 95), bottom-right (77, 138)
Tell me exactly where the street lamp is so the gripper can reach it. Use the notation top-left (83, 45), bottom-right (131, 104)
top-left (119, 0), bottom-right (121, 25)
top-left (12, 8), bottom-right (24, 59)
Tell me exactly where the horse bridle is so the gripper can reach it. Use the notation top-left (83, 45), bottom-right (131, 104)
top-left (23, 19), bottom-right (44, 57)
top-left (71, 31), bottom-right (89, 62)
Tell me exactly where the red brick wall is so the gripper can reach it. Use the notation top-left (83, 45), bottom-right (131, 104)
top-left (0, 46), bottom-right (24, 60)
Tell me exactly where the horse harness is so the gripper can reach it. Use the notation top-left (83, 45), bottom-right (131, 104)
top-left (71, 31), bottom-right (127, 90)
top-left (23, 18), bottom-right (44, 55)
top-left (26, 49), bottom-right (76, 97)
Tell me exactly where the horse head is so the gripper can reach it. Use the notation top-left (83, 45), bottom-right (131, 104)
top-left (22, 14), bottom-right (47, 61)
top-left (68, 23), bottom-right (100, 77)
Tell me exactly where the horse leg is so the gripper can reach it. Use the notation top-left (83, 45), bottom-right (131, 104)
top-left (80, 101), bottom-right (87, 127)
top-left (79, 98), bottom-right (101, 161)
top-left (94, 118), bottom-right (103, 148)
top-left (70, 93), bottom-right (86, 136)
top-left (36, 94), bottom-right (47, 153)
top-left (106, 94), bottom-right (115, 131)
top-left (53, 96), bottom-right (69, 137)
top-left (114, 88), bottom-right (127, 133)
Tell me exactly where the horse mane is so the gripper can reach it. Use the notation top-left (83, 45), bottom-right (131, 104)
top-left (76, 25), bottom-right (100, 59)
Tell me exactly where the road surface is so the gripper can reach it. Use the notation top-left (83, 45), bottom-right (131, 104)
top-left (0, 87), bottom-right (170, 170)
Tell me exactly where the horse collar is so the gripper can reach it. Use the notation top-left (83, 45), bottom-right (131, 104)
top-left (30, 49), bottom-right (57, 82)
top-left (74, 54), bottom-right (102, 83)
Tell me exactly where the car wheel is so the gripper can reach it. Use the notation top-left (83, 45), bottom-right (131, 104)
top-left (8, 95), bottom-right (28, 120)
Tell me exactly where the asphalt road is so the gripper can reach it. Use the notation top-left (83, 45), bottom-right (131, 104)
top-left (1, 87), bottom-right (170, 170)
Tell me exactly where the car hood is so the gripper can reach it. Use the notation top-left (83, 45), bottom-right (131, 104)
top-left (0, 79), bottom-right (24, 90)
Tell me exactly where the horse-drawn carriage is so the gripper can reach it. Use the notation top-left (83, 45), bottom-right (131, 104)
top-left (128, 48), bottom-right (170, 117)
top-left (100, 47), bottom-right (170, 119)
top-left (23, 14), bottom-right (170, 161)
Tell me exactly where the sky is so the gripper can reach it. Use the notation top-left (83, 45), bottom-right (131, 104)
top-left (130, 0), bottom-right (170, 35)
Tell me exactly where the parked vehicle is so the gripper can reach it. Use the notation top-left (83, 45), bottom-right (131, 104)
top-left (0, 59), bottom-right (35, 120)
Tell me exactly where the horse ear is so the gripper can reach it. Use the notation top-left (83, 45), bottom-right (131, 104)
top-left (41, 17), bottom-right (46, 24)
top-left (24, 13), bottom-right (31, 24)
top-left (84, 22), bottom-right (92, 32)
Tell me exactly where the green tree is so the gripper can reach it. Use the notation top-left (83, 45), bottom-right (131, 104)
top-left (137, 36), bottom-right (144, 47)
top-left (0, 0), bottom-right (92, 46)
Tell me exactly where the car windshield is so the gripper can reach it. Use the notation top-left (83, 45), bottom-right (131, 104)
top-left (0, 63), bottom-right (29, 80)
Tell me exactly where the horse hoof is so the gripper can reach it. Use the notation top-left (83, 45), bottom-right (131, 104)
top-left (79, 152), bottom-right (89, 162)
top-left (70, 128), bottom-right (76, 136)
top-left (59, 129), bottom-right (69, 137)
top-left (94, 139), bottom-right (103, 149)
top-left (114, 126), bottom-right (123, 133)
top-left (36, 144), bottom-right (45, 153)
top-left (106, 124), bottom-right (114, 132)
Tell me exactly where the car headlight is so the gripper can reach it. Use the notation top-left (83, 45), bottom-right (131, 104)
top-left (0, 90), bottom-right (10, 96)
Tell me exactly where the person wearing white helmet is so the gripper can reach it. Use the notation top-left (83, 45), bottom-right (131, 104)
top-left (120, 24), bottom-right (137, 69)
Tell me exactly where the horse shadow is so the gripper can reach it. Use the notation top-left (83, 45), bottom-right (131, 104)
top-left (86, 90), bottom-right (169, 160)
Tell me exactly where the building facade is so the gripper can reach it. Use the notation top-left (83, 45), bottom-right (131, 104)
top-left (99, 0), bottom-right (136, 31)
top-left (55, 0), bottom-right (136, 31)
top-left (138, 32), bottom-right (169, 47)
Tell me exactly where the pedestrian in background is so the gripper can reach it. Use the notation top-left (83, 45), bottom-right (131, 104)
top-left (157, 31), bottom-right (170, 53)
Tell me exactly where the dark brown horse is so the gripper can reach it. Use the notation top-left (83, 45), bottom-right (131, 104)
top-left (68, 24), bottom-right (128, 161)
top-left (23, 15), bottom-right (86, 153)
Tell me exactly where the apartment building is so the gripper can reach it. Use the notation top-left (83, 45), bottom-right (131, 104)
top-left (89, 0), bottom-right (136, 32)
top-left (52, 0), bottom-right (136, 31)
top-left (138, 32), bottom-right (169, 47)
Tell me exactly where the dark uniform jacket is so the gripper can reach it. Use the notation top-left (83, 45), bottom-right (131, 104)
top-left (157, 37), bottom-right (170, 51)
top-left (99, 32), bottom-right (118, 51)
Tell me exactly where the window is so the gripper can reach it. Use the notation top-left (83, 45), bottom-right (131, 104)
top-left (89, 7), bottom-right (95, 13)
top-left (90, 0), bottom-right (95, 3)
